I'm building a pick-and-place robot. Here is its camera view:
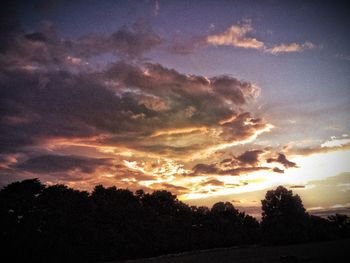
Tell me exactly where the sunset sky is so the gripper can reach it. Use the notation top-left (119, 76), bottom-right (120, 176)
top-left (1, 0), bottom-right (349, 217)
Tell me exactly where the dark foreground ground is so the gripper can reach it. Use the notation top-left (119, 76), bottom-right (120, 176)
top-left (119, 238), bottom-right (349, 263)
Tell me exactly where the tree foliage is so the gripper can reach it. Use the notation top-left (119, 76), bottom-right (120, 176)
top-left (0, 180), bottom-right (349, 262)
top-left (261, 186), bottom-right (309, 243)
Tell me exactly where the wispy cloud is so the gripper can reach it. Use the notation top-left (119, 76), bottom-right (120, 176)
top-left (321, 137), bottom-right (350, 148)
top-left (204, 22), bottom-right (316, 55)
top-left (335, 53), bottom-right (350, 61)
top-left (288, 141), bottom-right (350, 156)
top-left (265, 42), bottom-right (315, 55)
top-left (154, 0), bottom-right (160, 16)
top-left (207, 22), bottom-right (264, 50)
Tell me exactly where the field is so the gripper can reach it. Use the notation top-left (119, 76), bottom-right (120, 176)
top-left (121, 238), bottom-right (349, 263)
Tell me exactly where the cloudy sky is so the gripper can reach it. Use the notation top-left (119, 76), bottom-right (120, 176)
top-left (1, 0), bottom-right (349, 217)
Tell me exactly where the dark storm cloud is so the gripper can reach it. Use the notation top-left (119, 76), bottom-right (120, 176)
top-left (5, 153), bottom-right (155, 186)
top-left (272, 167), bottom-right (284, 174)
top-left (192, 163), bottom-right (269, 176)
top-left (221, 149), bottom-right (265, 168)
top-left (201, 179), bottom-right (225, 186)
top-left (193, 164), bottom-right (219, 174)
top-left (0, 2), bottom-right (23, 53)
top-left (32, 0), bottom-right (64, 11)
top-left (15, 154), bottom-right (112, 174)
top-left (0, 22), bottom-right (74, 69)
top-left (220, 113), bottom-right (266, 142)
top-left (0, 10), bottom-right (272, 187)
top-left (0, 59), bottom-right (263, 158)
top-left (77, 21), bottom-right (163, 59)
top-left (0, 7), bottom-right (261, 157)
top-left (219, 167), bottom-right (269, 176)
top-left (102, 61), bottom-right (265, 152)
top-left (105, 62), bottom-right (258, 116)
top-left (150, 183), bottom-right (189, 195)
top-left (191, 149), bottom-right (297, 177)
top-left (0, 17), bottom-right (162, 70)
top-left (112, 165), bottom-right (155, 181)
top-left (235, 150), bottom-right (264, 166)
top-left (267, 153), bottom-right (297, 168)
top-left (211, 76), bottom-right (257, 105)
top-left (0, 68), bottom-right (154, 153)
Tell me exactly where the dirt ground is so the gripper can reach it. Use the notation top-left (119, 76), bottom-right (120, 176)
top-left (120, 238), bottom-right (349, 263)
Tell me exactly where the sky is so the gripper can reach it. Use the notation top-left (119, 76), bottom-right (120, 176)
top-left (0, 0), bottom-right (350, 217)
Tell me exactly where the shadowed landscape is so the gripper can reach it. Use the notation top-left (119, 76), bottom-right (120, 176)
top-left (121, 238), bottom-right (350, 263)
top-left (1, 179), bottom-right (349, 262)
top-left (1, 1), bottom-right (350, 262)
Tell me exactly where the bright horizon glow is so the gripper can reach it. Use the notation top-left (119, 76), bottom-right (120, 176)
top-left (179, 150), bottom-right (350, 202)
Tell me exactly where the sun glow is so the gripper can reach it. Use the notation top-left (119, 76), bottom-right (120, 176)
top-left (179, 149), bottom-right (350, 203)
top-left (150, 126), bottom-right (209, 137)
top-left (190, 123), bottom-right (274, 160)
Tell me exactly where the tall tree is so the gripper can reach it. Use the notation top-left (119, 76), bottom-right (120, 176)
top-left (261, 186), bottom-right (308, 243)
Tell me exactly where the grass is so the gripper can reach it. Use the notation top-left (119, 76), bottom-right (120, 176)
top-left (120, 238), bottom-right (349, 263)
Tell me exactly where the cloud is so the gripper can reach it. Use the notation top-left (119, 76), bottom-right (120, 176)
top-left (207, 22), bottom-right (264, 50)
top-left (308, 207), bottom-right (350, 218)
top-left (15, 154), bottom-right (112, 174)
top-left (219, 113), bottom-right (270, 143)
top-left (149, 182), bottom-right (189, 195)
top-left (289, 185), bottom-right (305, 189)
top-left (292, 173), bottom-right (350, 217)
top-left (220, 149), bottom-right (267, 170)
top-left (265, 42), bottom-right (315, 55)
top-left (335, 53), bottom-right (350, 61)
top-left (273, 167), bottom-right (284, 174)
top-left (0, 59), bottom-right (268, 160)
top-left (0, 20), bottom-right (162, 71)
top-left (0, 69), bottom-right (142, 153)
top-left (168, 35), bottom-right (207, 55)
top-left (153, 0), bottom-right (160, 16)
top-left (235, 150), bottom-right (264, 166)
top-left (192, 163), bottom-right (219, 174)
top-left (192, 162), bottom-right (270, 176)
top-left (202, 179), bottom-right (225, 186)
top-left (321, 138), bottom-right (350, 148)
top-left (100, 62), bottom-right (268, 158)
top-left (192, 22), bottom-right (316, 56)
top-left (0, 13), bottom-right (275, 191)
top-left (288, 142), bottom-right (350, 156)
top-left (267, 153), bottom-right (297, 168)
top-left (210, 149), bottom-right (297, 175)
top-left (6, 152), bottom-right (158, 189)
top-left (77, 21), bottom-right (163, 59)
top-left (0, 2), bottom-right (23, 53)
top-left (32, 0), bottom-right (64, 11)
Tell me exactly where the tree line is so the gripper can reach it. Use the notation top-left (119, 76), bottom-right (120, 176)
top-left (0, 179), bottom-right (349, 262)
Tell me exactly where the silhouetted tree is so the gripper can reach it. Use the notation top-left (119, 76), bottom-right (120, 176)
top-left (1, 179), bottom-right (348, 262)
top-left (308, 215), bottom-right (336, 241)
top-left (328, 214), bottom-right (350, 237)
top-left (39, 185), bottom-right (95, 261)
top-left (91, 185), bottom-right (143, 260)
top-left (209, 202), bottom-right (239, 246)
top-left (261, 186), bottom-right (309, 244)
top-left (0, 179), bottom-right (45, 261)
